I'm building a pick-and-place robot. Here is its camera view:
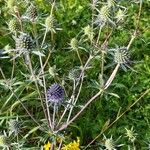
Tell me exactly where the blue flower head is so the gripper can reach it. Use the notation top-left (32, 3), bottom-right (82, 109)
top-left (47, 83), bottom-right (65, 104)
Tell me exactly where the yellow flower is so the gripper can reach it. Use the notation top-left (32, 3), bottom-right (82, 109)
top-left (43, 141), bottom-right (51, 150)
top-left (62, 137), bottom-right (80, 150)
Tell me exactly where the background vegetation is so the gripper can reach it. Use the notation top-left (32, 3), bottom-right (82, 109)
top-left (0, 0), bottom-right (150, 149)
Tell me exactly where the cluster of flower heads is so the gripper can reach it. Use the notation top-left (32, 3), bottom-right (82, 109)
top-left (94, 5), bottom-right (110, 27)
top-left (47, 83), bottom-right (65, 104)
top-left (93, 0), bottom-right (126, 28)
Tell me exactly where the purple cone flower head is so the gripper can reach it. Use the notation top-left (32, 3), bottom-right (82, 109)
top-left (47, 83), bottom-right (65, 104)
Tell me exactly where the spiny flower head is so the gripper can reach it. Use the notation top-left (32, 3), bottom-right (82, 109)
top-left (105, 138), bottom-right (115, 150)
top-left (0, 135), bottom-right (10, 147)
top-left (94, 5), bottom-right (110, 27)
top-left (45, 15), bottom-right (55, 32)
top-left (107, 0), bottom-right (116, 8)
top-left (68, 68), bottom-right (81, 81)
top-left (125, 127), bottom-right (137, 142)
top-left (103, 135), bottom-right (124, 150)
top-left (25, 3), bottom-right (37, 21)
top-left (8, 19), bottom-right (18, 33)
top-left (48, 65), bottom-right (58, 78)
top-left (9, 119), bottom-right (21, 135)
top-left (90, 0), bottom-right (99, 10)
top-left (113, 47), bottom-right (130, 64)
top-left (83, 25), bottom-right (94, 41)
top-left (115, 9), bottom-right (127, 23)
top-left (47, 83), bottom-right (65, 104)
top-left (16, 33), bottom-right (33, 51)
top-left (100, 5), bottom-right (110, 20)
top-left (83, 25), bottom-right (93, 36)
top-left (70, 38), bottom-right (78, 50)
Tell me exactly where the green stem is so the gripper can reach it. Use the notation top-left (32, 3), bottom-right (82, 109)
top-left (76, 48), bottom-right (83, 67)
top-left (66, 71), bottom-right (84, 123)
top-left (32, 22), bottom-right (52, 130)
top-left (100, 51), bottom-right (105, 83)
top-left (66, 80), bottom-right (76, 123)
top-left (96, 26), bottom-right (102, 45)
top-left (11, 59), bottom-right (15, 80)
top-left (52, 104), bottom-right (56, 130)
top-left (104, 63), bottom-right (120, 89)
top-left (57, 81), bottom-right (75, 127)
top-left (39, 55), bottom-right (53, 130)
top-left (41, 29), bottom-right (47, 48)
top-left (26, 54), bottom-right (50, 129)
